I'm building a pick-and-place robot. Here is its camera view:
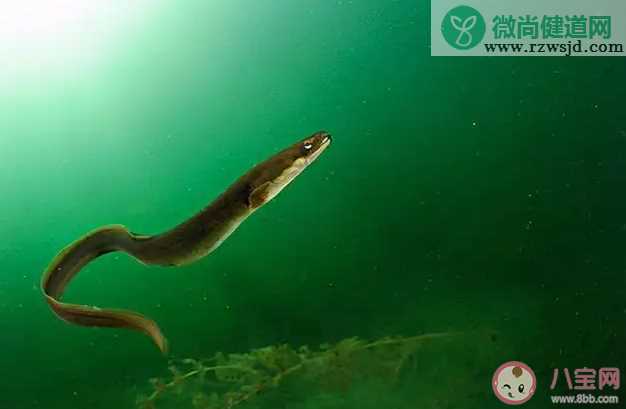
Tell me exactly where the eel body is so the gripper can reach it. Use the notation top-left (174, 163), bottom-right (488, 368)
top-left (41, 131), bottom-right (332, 354)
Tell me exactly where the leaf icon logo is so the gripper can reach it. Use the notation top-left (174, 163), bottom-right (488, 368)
top-left (441, 6), bottom-right (486, 50)
top-left (450, 14), bottom-right (477, 47)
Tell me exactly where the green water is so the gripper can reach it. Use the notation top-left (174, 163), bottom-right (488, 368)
top-left (1, 1), bottom-right (625, 408)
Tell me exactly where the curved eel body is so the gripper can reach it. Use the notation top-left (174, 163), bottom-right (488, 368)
top-left (41, 131), bottom-right (332, 354)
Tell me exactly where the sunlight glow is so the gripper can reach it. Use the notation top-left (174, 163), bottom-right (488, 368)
top-left (0, 1), bottom-right (153, 81)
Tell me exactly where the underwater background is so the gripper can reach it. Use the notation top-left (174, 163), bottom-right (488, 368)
top-left (1, 1), bottom-right (625, 408)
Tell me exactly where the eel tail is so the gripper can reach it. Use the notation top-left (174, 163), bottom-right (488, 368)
top-left (40, 224), bottom-right (168, 354)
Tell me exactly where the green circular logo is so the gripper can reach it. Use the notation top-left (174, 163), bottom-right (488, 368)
top-left (441, 5), bottom-right (485, 50)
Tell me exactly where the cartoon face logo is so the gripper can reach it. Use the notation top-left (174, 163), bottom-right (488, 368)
top-left (492, 361), bottom-right (536, 405)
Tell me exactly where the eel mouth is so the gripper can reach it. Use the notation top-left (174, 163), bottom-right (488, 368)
top-left (260, 132), bottom-right (332, 205)
top-left (307, 133), bottom-right (332, 165)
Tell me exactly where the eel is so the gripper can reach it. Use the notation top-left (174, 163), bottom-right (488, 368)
top-left (41, 131), bottom-right (332, 354)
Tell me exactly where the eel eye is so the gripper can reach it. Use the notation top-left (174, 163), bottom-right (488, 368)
top-left (304, 142), bottom-right (312, 150)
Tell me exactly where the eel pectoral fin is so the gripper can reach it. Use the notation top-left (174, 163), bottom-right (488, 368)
top-left (44, 294), bottom-right (169, 354)
top-left (248, 182), bottom-right (272, 209)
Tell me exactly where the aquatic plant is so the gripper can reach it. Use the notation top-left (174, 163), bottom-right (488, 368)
top-left (135, 332), bottom-right (452, 409)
